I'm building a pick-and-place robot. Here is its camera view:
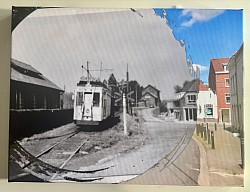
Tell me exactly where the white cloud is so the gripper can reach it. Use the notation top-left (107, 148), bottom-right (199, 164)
top-left (193, 64), bottom-right (209, 71)
top-left (181, 9), bottom-right (225, 27)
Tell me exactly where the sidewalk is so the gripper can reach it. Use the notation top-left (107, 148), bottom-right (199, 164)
top-left (193, 122), bottom-right (244, 186)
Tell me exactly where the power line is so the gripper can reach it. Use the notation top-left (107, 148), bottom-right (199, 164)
top-left (76, 13), bottom-right (102, 64)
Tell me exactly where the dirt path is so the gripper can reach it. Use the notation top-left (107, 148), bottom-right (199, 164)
top-left (18, 113), bottom-right (149, 170)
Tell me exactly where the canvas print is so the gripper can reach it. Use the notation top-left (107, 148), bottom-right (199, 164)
top-left (9, 7), bottom-right (243, 186)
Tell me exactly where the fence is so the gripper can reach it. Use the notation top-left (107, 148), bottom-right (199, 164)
top-left (9, 109), bottom-right (74, 141)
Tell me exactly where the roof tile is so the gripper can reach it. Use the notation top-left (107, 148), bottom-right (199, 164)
top-left (211, 58), bottom-right (230, 72)
top-left (199, 81), bottom-right (209, 91)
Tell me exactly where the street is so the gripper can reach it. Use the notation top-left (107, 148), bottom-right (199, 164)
top-left (10, 108), bottom-right (199, 184)
top-left (53, 108), bottom-right (198, 183)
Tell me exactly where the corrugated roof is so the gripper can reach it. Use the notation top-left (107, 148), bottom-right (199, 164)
top-left (211, 58), bottom-right (230, 72)
top-left (11, 59), bottom-right (42, 74)
top-left (11, 59), bottom-right (63, 91)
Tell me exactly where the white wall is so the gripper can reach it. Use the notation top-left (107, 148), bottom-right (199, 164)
top-left (229, 46), bottom-right (243, 131)
top-left (197, 90), bottom-right (218, 120)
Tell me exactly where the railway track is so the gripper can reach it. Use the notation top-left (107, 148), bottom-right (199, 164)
top-left (10, 115), bottom-right (122, 182)
top-left (10, 141), bottom-right (113, 182)
top-left (9, 111), bottom-right (143, 182)
top-left (21, 131), bottom-right (78, 169)
top-left (10, 128), bottom-right (115, 182)
top-left (49, 138), bottom-right (89, 181)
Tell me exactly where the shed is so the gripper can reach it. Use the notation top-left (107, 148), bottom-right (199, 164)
top-left (10, 59), bottom-right (64, 109)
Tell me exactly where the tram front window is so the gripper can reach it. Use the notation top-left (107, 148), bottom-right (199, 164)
top-left (93, 93), bottom-right (100, 107)
top-left (76, 92), bottom-right (83, 106)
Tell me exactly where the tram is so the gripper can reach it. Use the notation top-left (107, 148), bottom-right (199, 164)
top-left (73, 76), bottom-right (111, 126)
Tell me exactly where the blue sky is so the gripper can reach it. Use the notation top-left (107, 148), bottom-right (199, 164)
top-left (154, 9), bottom-right (243, 84)
top-left (13, 8), bottom-right (243, 99)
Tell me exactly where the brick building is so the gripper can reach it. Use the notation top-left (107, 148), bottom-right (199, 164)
top-left (208, 58), bottom-right (231, 122)
top-left (141, 85), bottom-right (160, 107)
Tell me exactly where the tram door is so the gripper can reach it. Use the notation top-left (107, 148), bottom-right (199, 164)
top-left (83, 92), bottom-right (93, 119)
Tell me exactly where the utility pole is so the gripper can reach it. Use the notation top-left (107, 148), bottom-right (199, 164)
top-left (126, 63), bottom-right (129, 92)
top-left (126, 64), bottom-right (130, 113)
top-left (81, 65), bottom-right (84, 77)
top-left (87, 61), bottom-right (90, 83)
top-left (100, 62), bottom-right (102, 80)
top-left (123, 93), bottom-right (127, 135)
top-left (135, 84), bottom-right (138, 107)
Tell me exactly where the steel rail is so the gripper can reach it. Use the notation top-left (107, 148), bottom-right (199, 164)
top-left (21, 131), bottom-right (78, 168)
top-left (50, 139), bottom-right (89, 181)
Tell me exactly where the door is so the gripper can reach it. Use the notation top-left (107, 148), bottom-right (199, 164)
top-left (222, 109), bottom-right (230, 122)
top-left (83, 92), bottom-right (93, 118)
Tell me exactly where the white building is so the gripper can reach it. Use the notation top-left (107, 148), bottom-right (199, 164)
top-left (228, 44), bottom-right (243, 133)
top-left (196, 81), bottom-right (218, 122)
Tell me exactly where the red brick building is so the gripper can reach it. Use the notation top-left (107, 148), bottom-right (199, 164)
top-left (208, 58), bottom-right (231, 122)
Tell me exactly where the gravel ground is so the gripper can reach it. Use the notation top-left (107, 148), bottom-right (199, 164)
top-left (19, 114), bottom-right (150, 170)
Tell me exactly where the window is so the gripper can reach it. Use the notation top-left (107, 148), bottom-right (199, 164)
top-left (76, 92), bottom-right (83, 106)
top-left (204, 104), bottom-right (213, 116)
top-left (225, 93), bottom-right (230, 104)
top-left (103, 99), bottom-right (107, 116)
top-left (33, 94), bottom-right (37, 109)
top-left (230, 77), bottom-right (234, 94)
top-left (207, 108), bottom-right (213, 116)
top-left (222, 63), bottom-right (228, 71)
top-left (93, 93), bottom-right (100, 107)
top-left (225, 78), bottom-right (230, 87)
top-left (187, 95), bottom-right (196, 104)
top-left (207, 104), bottom-right (213, 116)
top-left (224, 65), bottom-right (228, 71)
top-left (18, 91), bottom-right (24, 109)
top-left (44, 96), bottom-right (47, 109)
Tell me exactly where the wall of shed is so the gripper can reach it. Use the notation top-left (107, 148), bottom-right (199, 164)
top-left (9, 109), bottom-right (73, 141)
top-left (10, 81), bottom-right (61, 110)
